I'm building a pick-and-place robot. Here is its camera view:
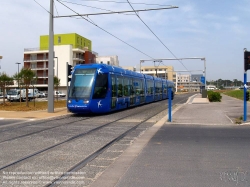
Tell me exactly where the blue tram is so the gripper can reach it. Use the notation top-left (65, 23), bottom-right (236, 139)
top-left (67, 64), bottom-right (175, 114)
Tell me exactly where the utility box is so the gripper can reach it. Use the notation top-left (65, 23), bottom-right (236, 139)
top-left (202, 89), bottom-right (207, 98)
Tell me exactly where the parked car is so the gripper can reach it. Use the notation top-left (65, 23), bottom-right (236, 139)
top-left (54, 91), bottom-right (66, 97)
top-left (37, 91), bottom-right (46, 98)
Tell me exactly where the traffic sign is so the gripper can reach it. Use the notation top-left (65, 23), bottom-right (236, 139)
top-left (200, 76), bottom-right (205, 85)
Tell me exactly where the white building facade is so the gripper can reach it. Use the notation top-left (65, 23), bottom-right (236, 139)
top-left (96, 56), bottom-right (119, 66)
top-left (23, 45), bottom-right (97, 92)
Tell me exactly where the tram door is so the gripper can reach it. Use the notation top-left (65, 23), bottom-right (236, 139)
top-left (129, 78), bottom-right (135, 106)
top-left (111, 75), bottom-right (117, 109)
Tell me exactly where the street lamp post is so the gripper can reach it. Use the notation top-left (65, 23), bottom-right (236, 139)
top-left (15, 62), bottom-right (21, 89)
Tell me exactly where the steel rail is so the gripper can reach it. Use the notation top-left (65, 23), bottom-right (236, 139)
top-left (0, 100), bottom-right (167, 171)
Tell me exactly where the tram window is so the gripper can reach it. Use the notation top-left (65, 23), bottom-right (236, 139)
top-left (133, 79), bottom-right (139, 95)
top-left (117, 76), bottom-right (123, 97)
top-left (159, 82), bottom-right (163, 94)
top-left (111, 75), bottom-right (117, 97)
top-left (130, 78), bottom-right (134, 95)
top-left (124, 77), bottom-right (130, 96)
top-left (146, 80), bottom-right (150, 94)
top-left (155, 82), bottom-right (160, 94)
top-left (163, 82), bottom-right (167, 93)
top-left (93, 73), bottom-right (108, 99)
top-left (69, 69), bottom-right (95, 98)
top-left (134, 79), bottom-right (143, 95)
top-left (140, 80), bottom-right (144, 95)
top-left (147, 80), bottom-right (153, 95)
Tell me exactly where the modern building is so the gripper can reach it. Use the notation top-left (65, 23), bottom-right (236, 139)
top-left (23, 33), bottom-right (97, 92)
top-left (191, 74), bottom-right (203, 82)
top-left (123, 66), bottom-right (136, 72)
top-left (176, 74), bottom-right (203, 92)
top-left (96, 55), bottom-right (119, 66)
top-left (140, 65), bottom-right (176, 82)
top-left (121, 65), bottom-right (176, 82)
top-left (177, 74), bottom-right (190, 83)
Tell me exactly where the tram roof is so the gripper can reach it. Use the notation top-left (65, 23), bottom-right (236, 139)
top-left (74, 64), bottom-right (144, 78)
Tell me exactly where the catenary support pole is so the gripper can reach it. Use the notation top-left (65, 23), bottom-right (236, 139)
top-left (48, 0), bottom-right (54, 113)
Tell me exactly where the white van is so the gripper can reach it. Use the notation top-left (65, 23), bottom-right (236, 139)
top-left (206, 85), bottom-right (217, 91)
top-left (27, 88), bottom-right (39, 98)
top-left (7, 88), bottom-right (39, 101)
top-left (7, 89), bottom-right (25, 101)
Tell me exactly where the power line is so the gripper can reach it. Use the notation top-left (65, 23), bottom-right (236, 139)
top-left (56, 0), bottom-right (155, 59)
top-left (33, 0), bottom-right (50, 14)
top-left (59, 0), bottom-right (116, 12)
top-left (54, 1), bottom-right (60, 16)
top-left (76, 0), bottom-right (172, 7)
top-left (54, 5), bottom-right (178, 18)
top-left (126, 0), bottom-right (189, 71)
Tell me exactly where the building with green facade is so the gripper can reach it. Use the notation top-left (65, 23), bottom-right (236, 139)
top-left (40, 33), bottom-right (92, 51)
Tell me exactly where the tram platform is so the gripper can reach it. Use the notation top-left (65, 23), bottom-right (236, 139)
top-left (90, 94), bottom-right (250, 187)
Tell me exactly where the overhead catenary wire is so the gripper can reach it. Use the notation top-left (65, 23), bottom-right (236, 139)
top-left (56, 0), bottom-right (155, 60)
top-left (59, 0), bottom-right (117, 13)
top-left (33, 0), bottom-right (58, 16)
top-left (33, 0), bottom-right (156, 60)
top-left (34, 0), bottom-right (180, 68)
top-left (76, 0), bottom-right (172, 7)
top-left (126, 0), bottom-right (189, 71)
top-left (54, 1), bottom-right (60, 16)
top-left (33, 0), bottom-right (50, 14)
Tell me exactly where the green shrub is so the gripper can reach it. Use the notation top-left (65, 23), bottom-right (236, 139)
top-left (207, 91), bottom-right (222, 102)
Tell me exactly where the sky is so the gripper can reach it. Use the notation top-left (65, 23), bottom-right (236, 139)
top-left (0, 0), bottom-right (250, 82)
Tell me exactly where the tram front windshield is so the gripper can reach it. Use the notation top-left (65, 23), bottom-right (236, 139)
top-left (69, 69), bottom-right (95, 99)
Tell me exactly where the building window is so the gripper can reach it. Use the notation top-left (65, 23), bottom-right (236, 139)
top-left (58, 36), bottom-right (61, 44)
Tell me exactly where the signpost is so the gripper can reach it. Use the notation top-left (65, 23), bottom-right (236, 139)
top-left (200, 76), bottom-right (205, 85)
top-left (168, 87), bottom-right (172, 122)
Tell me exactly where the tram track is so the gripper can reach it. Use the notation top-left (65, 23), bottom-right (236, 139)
top-left (0, 115), bottom-right (72, 133)
top-left (0, 99), bottom-right (165, 144)
top-left (0, 116), bottom-right (92, 144)
top-left (0, 99), bottom-right (170, 172)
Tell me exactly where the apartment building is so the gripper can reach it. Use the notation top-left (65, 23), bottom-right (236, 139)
top-left (140, 65), bottom-right (176, 82)
top-left (177, 74), bottom-right (190, 83)
top-left (177, 74), bottom-right (203, 92)
top-left (23, 33), bottom-right (97, 91)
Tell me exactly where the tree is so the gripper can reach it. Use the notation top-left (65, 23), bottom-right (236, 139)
top-left (14, 68), bottom-right (36, 107)
top-left (54, 76), bottom-right (60, 101)
top-left (0, 72), bottom-right (13, 105)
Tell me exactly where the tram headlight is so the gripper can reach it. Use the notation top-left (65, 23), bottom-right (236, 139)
top-left (68, 99), bottom-right (72, 104)
top-left (83, 100), bottom-right (89, 104)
